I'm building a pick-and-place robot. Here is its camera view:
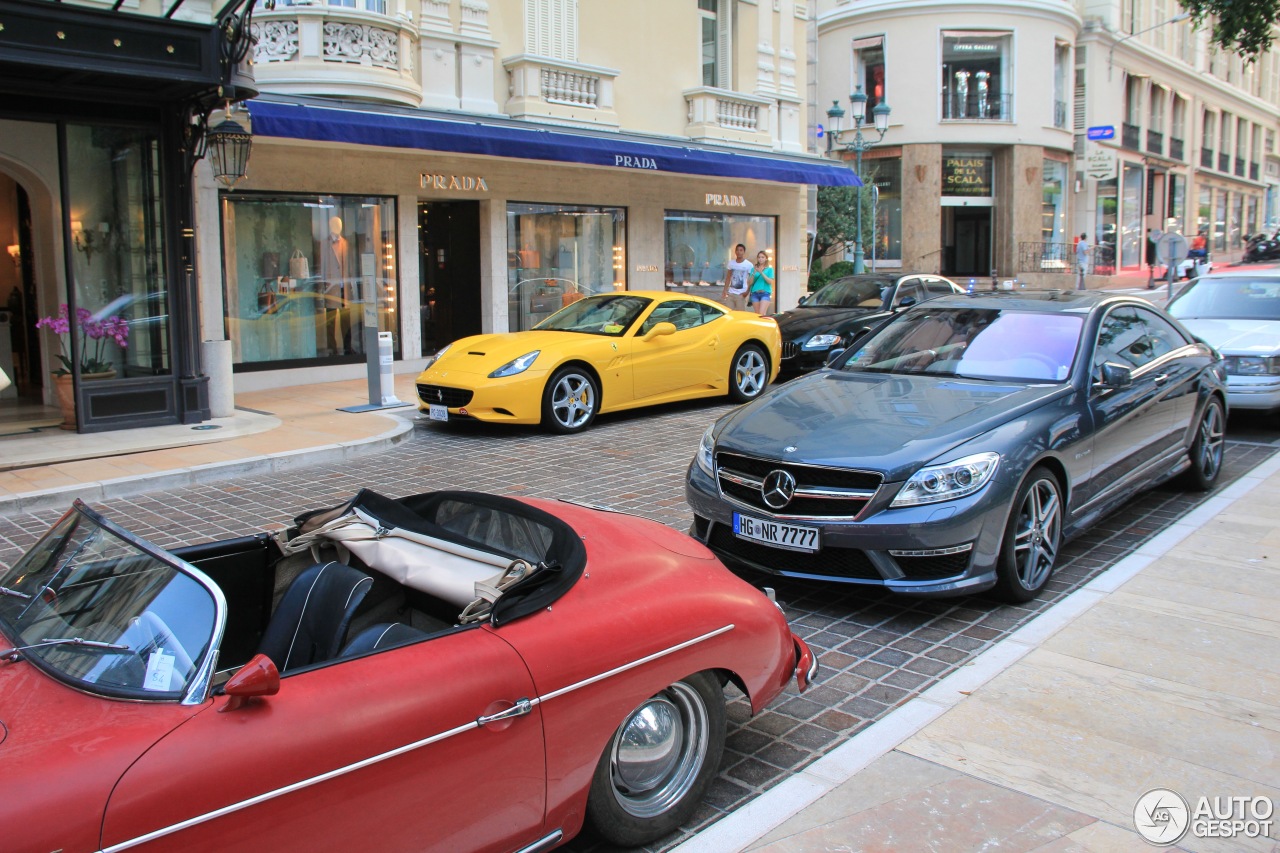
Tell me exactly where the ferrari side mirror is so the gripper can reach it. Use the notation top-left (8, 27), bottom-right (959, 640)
top-left (644, 322), bottom-right (676, 339)
top-left (220, 653), bottom-right (281, 712)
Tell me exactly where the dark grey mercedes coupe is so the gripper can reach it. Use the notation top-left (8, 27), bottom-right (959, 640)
top-left (686, 291), bottom-right (1228, 602)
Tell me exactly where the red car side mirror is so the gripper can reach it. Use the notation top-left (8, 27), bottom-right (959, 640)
top-left (219, 653), bottom-right (281, 713)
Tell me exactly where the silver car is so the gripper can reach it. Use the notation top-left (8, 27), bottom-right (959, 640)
top-left (1165, 271), bottom-right (1280, 412)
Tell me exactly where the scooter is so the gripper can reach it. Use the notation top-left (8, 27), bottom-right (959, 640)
top-left (1244, 231), bottom-right (1280, 263)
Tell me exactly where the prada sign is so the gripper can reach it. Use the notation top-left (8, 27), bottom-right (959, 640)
top-left (420, 173), bottom-right (490, 191)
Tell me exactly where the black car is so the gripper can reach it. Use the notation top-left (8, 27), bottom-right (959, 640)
top-left (687, 291), bottom-right (1228, 602)
top-left (777, 273), bottom-right (966, 373)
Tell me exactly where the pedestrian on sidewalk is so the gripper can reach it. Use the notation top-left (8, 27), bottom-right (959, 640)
top-left (721, 243), bottom-right (752, 311)
top-left (1075, 232), bottom-right (1090, 290)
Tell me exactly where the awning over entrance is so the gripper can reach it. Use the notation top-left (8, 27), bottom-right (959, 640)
top-left (247, 99), bottom-right (860, 187)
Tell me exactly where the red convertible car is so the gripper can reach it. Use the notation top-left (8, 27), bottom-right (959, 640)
top-left (0, 489), bottom-right (814, 853)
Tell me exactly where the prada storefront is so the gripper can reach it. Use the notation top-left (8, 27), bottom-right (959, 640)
top-left (0, 0), bottom-right (255, 433)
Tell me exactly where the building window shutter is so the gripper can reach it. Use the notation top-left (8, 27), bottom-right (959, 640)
top-left (716, 0), bottom-right (733, 89)
top-left (525, 0), bottom-right (577, 60)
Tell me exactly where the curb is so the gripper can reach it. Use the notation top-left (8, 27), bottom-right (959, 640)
top-left (0, 413), bottom-right (419, 517)
top-left (674, 449), bottom-right (1280, 853)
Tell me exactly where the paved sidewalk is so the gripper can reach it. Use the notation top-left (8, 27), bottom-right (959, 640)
top-left (678, 453), bottom-right (1280, 853)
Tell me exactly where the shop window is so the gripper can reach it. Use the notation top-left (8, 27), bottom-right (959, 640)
top-left (1196, 186), bottom-right (1212, 244)
top-left (1096, 177), bottom-right (1118, 267)
top-left (941, 32), bottom-right (1011, 121)
top-left (1215, 190), bottom-right (1228, 252)
top-left (507, 202), bottom-right (626, 332)
top-left (866, 157), bottom-right (902, 262)
top-left (1121, 163), bottom-right (1143, 267)
top-left (1168, 174), bottom-right (1186, 235)
top-left (1042, 159), bottom-right (1067, 244)
top-left (852, 36), bottom-right (886, 113)
top-left (220, 194), bottom-right (399, 369)
top-left (64, 124), bottom-right (169, 380)
top-left (663, 211), bottom-right (776, 289)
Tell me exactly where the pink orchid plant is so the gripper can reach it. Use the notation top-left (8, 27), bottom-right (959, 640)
top-left (35, 304), bottom-right (129, 376)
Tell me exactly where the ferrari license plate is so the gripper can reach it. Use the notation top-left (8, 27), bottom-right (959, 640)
top-left (428, 403), bottom-right (449, 421)
top-left (733, 513), bottom-right (820, 552)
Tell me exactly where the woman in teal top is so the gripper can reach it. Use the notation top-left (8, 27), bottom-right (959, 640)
top-left (749, 250), bottom-right (775, 315)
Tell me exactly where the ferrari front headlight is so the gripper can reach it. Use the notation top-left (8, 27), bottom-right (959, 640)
top-left (891, 452), bottom-right (1000, 508)
top-left (422, 343), bottom-right (452, 370)
top-left (489, 351), bottom-right (540, 378)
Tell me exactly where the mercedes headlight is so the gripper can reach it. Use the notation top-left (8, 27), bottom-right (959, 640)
top-left (803, 334), bottom-right (843, 350)
top-left (489, 350), bottom-right (540, 378)
top-left (696, 424), bottom-right (716, 475)
top-left (422, 343), bottom-right (452, 370)
top-left (891, 452), bottom-right (1000, 508)
top-left (1228, 355), bottom-right (1280, 376)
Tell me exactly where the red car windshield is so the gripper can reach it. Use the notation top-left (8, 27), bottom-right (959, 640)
top-left (0, 504), bottom-right (221, 703)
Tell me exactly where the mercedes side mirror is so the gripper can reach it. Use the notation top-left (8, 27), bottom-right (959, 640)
top-left (1100, 362), bottom-right (1133, 388)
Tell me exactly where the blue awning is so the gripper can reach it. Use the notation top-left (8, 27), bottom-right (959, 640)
top-left (246, 100), bottom-right (859, 187)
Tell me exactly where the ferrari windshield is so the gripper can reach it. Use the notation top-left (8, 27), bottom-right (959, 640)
top-left (1166, 277), bottom-right (1280, 320)
top-left (842, 306), bottom-right (1083, 382)
top-left (0, 503), bottom-right (221, 702)
top-left (808, 277), bottom-right (892, 309)
top-left (535, 294), bottom-right (653, 336)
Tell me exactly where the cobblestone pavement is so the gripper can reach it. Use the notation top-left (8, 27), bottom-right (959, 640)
top-left (0, 402), bottom-right (1275, 853)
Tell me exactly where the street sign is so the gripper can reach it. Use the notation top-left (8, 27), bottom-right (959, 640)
top-left (1086, 145), bottom-right (1117, 180)
top-left (1157, 232), bottom-right (1189, 264)
top-left (1087, 126), bottom-right (1116, 141)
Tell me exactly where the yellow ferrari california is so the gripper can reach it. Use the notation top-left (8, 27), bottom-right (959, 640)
top-left (415, 291), bottom-right (781, 433)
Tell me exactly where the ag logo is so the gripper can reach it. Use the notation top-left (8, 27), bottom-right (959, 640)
top-left (1134, 788), bottom-right (1190, 845)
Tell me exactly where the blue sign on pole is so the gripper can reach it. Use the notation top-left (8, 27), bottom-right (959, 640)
top-left (1087, 126), bottom-right (1116, 141)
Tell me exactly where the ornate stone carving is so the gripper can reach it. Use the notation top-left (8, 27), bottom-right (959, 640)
top-left (251, 20), bottom-right (299, 63)
top-left (323, 23), bottom-right (399, 68)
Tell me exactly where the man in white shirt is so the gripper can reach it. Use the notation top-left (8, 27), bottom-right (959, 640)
top-left (722, 243), bottom-right (752, 311)
top-left (1075, 232), bottom-right (1090, 290)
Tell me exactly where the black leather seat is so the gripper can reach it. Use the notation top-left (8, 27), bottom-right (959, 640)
top-left (340, 622), bottom-right (430, 657)
top-left (257, 561), bottom-right (374, 671)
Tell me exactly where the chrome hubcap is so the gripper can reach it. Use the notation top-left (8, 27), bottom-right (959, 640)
top-left (551, 374), bottom-right (594, 428)
top-left (610, 682), bottom-right (709, 819)
top-left (1013, 479), bottom-right (1060, 590)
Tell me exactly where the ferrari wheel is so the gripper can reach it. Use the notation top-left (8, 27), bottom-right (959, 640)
top-left (586, 671), bottom-right (725, 847)
top-left (1183, 397), bottom-right (1225, 491)
top-left (994, 466), bottom-right (1063, 603)
top-left (729, 344), bottom-right (769, 403)
top-left (541, 366), bottom-right (598, 434)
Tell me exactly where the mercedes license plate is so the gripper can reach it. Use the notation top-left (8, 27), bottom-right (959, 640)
top-left (428, 403), bottom-right (449, 422)
top-left (733, 513), bottom-right (819, 552)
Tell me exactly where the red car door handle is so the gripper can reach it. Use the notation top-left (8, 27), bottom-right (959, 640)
top-left (477, 697), bottom-right (533, 726)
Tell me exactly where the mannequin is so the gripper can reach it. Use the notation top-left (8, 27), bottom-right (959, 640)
top-left (975, 70), bottom-right (990, 118)
top-left (320, 215), bottom-right (350, 355)
top-left (954, 69), bottom-right (970, 118)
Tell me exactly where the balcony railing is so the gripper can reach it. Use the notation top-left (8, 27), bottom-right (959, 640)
top-left (1219, 152), bottom-right (1230, 172)
top-left (1201, 147), bottom-right (1214, 168)
top-left (940, 92), bottom-right (1012, 121)
top-left (1235, 156), bottom-right (1246, 177)
top-left (684, 87), bottom-right (775, 147)
top-left (250, 6), bottom-right (419, 105)
top-left (1146, 129), bottom-right (1164, 155)
top-left (1019, 242), bottom-right (1114, 276)
top-left (1170, 137), bottom-right (1184, 161)
top-left (1054, 100), bottom-right (1068, 129)
top-left (1122, 123), bottom-right (1140, 150)
top-left (504, 55), bottom-right (619, 129)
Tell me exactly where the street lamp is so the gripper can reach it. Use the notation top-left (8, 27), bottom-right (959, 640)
top-left (827, 86), bottom-right (891, 273)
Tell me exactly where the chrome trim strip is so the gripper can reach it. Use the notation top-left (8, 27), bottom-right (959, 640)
top-left (514, 830), bottom-right (564, 853)
top-left (99, 625), bottom-right (735, 853)
top-left (533, 624), bottom-right (735, 705)
top-left (99, 718), bottom-right (481, 852)
top-left (718, 470), bottom-right (876, 500)
top-left (718, 492), bottom-right (866, 522)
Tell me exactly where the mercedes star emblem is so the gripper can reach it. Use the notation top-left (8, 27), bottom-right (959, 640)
top-left (761, 469), bottom-right (797, 510)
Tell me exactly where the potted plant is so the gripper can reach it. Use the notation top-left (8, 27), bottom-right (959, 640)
top-left (35, 304), bottom-right (129, 429)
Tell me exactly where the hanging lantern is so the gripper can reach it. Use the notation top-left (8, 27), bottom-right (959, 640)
top-left (206, 117), bottom-right (252, 189)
